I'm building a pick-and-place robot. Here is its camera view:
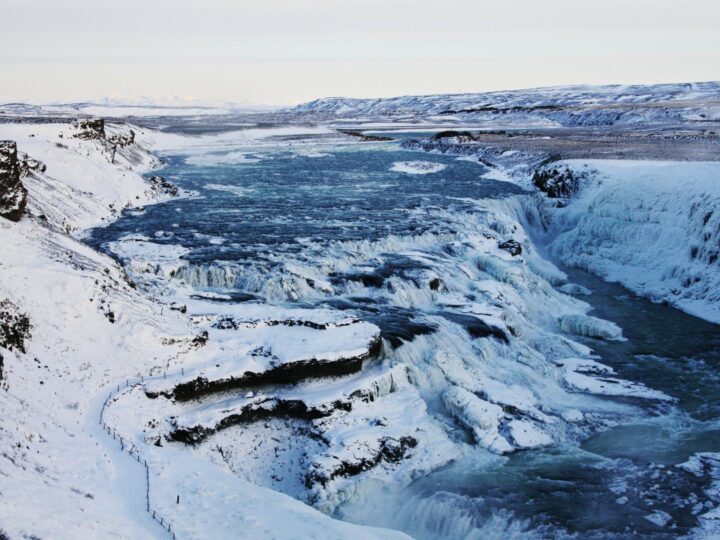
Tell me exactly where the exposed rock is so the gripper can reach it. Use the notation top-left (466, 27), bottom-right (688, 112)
top-left (72, 118), bottom-right (106, 140)
top-left (107, 129), bottom-right (135, 148)
top-left (17, 152), bottom-right (47, 176)
top-left (305, 436), bottom-right (417, 488)
top-left (428, 277), bottom-right (443, 291)
top-left (169, 302), bottom-right (188, 314)
top-left (498, 239), bottom-right (523, 256)
top-left (191, 330), bottom-right (209, 348)
top-left (169, 397), bottom-right (344, 445)
top-left (158, 336), bottom-right (380, 402)
top-left (338, 130), bottom-right (394, 142)
top-left (0, 299), bottom-right (32, 381)
top-left (147, 175), bottom-right (179, 197)
top-left (532, 165), bottom-right (582, 198)
top-left (0, 141), bottom-right (28, 221)
top-left (432, 130), bottom-right (476, 142)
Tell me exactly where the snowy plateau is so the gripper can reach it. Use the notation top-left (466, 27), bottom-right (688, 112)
top-left (1, 82), bottom-right (720, 539)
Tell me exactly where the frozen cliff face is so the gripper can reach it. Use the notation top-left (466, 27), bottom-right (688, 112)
top-left (528, 160), bottom-right (720, 324)
top-left (0, 141), bottom-right (28, 222)
top-left (72, 118), bottom-right (106, 140)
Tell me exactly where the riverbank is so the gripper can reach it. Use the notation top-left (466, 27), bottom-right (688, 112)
top-left (0, 121), bottom-right (410, 539)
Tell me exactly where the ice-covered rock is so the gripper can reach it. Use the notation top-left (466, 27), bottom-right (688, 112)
top-left (558, 283), bottom-right (592, 296)
top-left (559, 313), bottom-right (624, 340)
top-left (557, 358), bottom-right (673, 401)
top-left (443, 386), bottom-right (513, 454)
top-left (542, 160), bottom-right (720, 324)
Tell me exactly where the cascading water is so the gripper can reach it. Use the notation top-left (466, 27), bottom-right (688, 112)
top-left (88, 132), bottom-right (720, 539)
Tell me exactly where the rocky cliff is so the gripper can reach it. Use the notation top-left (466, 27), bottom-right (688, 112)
top-left (0, 141), bottom-right (28, 221)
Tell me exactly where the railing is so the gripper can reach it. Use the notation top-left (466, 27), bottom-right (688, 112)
top-left (99, 378), bottom-right (178, 539)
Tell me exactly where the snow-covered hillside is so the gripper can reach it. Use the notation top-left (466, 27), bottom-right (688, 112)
top-left (291, 81), bottom-right (720, 127)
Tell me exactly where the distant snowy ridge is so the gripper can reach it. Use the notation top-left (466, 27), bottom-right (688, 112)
top-left (291, 81), bottom-right (720, 127)
top-left (292, 82), bottom-right (720, 115)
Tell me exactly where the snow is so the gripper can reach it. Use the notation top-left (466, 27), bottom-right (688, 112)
top-left (0, 121), bottom-right (406, 539)
top-left (291, 82), bottom-right (720, 128)
top-left (0, 122), bottom-right (166, 232)
top-left (443, 386), bottom-right (514, 454)
top-left (559, 313), bottom-right (624, 340)
top-left (557, 358), bottom-right (673, 401)
top-left (390, 161), bottom-right (447, 175)
top-left (558, 283), bottom-right (592, 296)
top-left (108, 238), bottom-right (190, 280)
top-left (3, 109), bottom-right (709, 538)
top-left (543, 160), bottom-right (720, 324)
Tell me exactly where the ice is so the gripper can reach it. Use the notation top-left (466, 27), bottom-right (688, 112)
top-left (557, 358), bottom-right (673, 401)
top-left (443, 386), bottom-right (513, 454)
top-left (507, 419), bottom-right (553, 449)
top-left (390, 161), bottom-right (446, 175)
top-left (4, 108), bottom-right (708, 538)
top-left (558, 283), bottom-right (592, 296)
top-left (543, 160), bottom-right (720, 324)
top-left (559, 313), bottom-right (624, 340)
top-left (644, 510), bottom-right (672, 527)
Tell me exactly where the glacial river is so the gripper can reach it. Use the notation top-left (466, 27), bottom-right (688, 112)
top-left (89, 132), bottom-right (720, 539)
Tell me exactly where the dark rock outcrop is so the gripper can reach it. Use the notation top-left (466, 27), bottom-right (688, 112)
top-left (498, 239), bottom-right (523, 256)
top-left (432, 130), bottom-right (476, 142)
top-left (0, 299), bottom-right (32, 381)
top-left (108, 129), bottom-right (135, 148)
top-left (154, 336), bottom-right (380, 402)
top-left (169, 397), bottom-right (346, 445)
top-left (147, 175), bottom-right (179, 197)
top-left (305, 436), bottom-right (418, 488)
top-left (339, 130), bottom-right (394, 142)
top-left (17, 152), bottom-right (46, 176)
top-left (0, 141), bottom-right (28, 222)
top-left (72, 118), bottom-right (106, 140)
top-left (532, 165), bottom-right (581, 198)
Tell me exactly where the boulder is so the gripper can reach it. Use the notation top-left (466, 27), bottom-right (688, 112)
top-left (148, 175), bottom-right (179, 197)
top-left (0, 141), bottom-right (28, 222)
top-left (498, 239), bottom-right (523, 256)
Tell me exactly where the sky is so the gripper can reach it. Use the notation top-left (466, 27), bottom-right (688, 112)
top-left (1, 0), bottom-right (718, 105)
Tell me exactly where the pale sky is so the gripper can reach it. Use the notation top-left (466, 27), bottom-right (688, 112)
top-left (1, 0), bottom-right (718, 105)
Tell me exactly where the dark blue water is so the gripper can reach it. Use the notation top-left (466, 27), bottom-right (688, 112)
top-left (88, 134), bottom-right (720, 539)
top-left (89, 142), bottom-right (524, 265)
top-left (344, 268), bottom-right (720, 539)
